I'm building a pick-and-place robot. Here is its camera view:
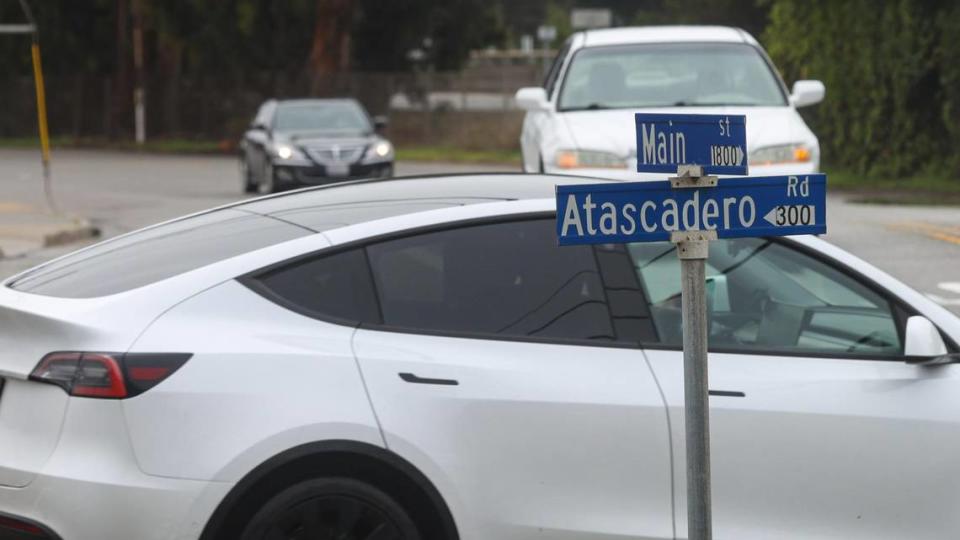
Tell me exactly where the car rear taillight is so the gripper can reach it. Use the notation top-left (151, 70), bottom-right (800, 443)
top-left (29, 352), bottom-right (191, 399)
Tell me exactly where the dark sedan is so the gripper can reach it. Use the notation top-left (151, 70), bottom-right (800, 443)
top-left (239, 98), bottom-right (394, 193)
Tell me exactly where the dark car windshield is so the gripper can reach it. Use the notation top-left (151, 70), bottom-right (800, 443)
top-left (559, 43), bottom-right (787, 111)
top-left (273, 102), bottom-right (372, 133)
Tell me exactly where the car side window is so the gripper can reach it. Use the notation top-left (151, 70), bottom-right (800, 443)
top-left (249, 248), bottom-right (380, 324)
top-left (365, 219), bottom-right (617, 343)
top-left (611, 238), bottom-right (903, 357)
top-left (543, 40), bottom-right (572, 98)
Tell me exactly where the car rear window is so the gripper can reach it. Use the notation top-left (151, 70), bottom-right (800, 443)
top-left (8, 209), bottom-right (310, 298)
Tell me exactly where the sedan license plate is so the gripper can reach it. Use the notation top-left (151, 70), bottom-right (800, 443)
top-left (327, 163), bottom-right (349, 177)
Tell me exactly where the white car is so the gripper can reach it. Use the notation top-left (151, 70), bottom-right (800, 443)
top-left (1, 174), bottom-right (958, 540)
top-left (516, 26), bottom-right (825, 180)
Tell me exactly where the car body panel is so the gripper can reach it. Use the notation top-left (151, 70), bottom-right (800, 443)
top-left (353, 329), bottom-right (674, 540)
top-left (123, 279), bottom-right (384, 481)
top-left (646, 348), bottom-right (960, 539)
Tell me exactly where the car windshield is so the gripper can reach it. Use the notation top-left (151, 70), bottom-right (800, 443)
top-left (559, 43), bottom-right (787, 111)
top-left (273, 102), bottom-right (372, 133)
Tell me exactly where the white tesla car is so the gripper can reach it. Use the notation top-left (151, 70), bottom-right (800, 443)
top-left (516, 26), bottom-right (825, 180)
top-left (1, 174), bottom-right (958, 540)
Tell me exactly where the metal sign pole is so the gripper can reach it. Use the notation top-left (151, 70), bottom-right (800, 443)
top-left (670, 165), bottom-right (715, 540)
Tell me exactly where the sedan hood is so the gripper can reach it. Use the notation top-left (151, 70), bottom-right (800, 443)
top-left (278, 131), bottom-right (378, 148)
top-left (560, 106), bottom-right (815, 159)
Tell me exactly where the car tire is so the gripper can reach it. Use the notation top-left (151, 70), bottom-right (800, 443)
top-left (259, 162), bottom-right (277, 194)
top-left (241, 157), bottom-right (257, 194)
top-left (239, 477), bottom-right (422, 540)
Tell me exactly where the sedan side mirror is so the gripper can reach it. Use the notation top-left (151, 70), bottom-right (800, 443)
top-left (904, 316), bottom-right (956, 365)
top-left (515, 87), bottom-right (550, 111)
top-left (373, 115), bottom-right (389, 132)
top-left (790, 80), bottom-right (825, 108)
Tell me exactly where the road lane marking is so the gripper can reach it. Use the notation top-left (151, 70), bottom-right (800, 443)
top-left (888, 221), bottom-right (960, 246)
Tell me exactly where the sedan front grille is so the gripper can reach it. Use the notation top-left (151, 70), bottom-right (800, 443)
top-left (304, 144), bottom-right (365, 163)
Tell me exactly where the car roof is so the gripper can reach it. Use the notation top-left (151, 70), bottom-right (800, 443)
top-left (232, 173), bottom-right (615, 232)
top-left (274, 98), bottom-right (361, 108)
top-left (580, 25), bottom-right (754, 48)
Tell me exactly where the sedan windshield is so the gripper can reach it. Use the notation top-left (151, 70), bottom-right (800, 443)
top-left (273, 102), bottom-right (371, 133)
top-left (559, 43), bottom-right (787, 111)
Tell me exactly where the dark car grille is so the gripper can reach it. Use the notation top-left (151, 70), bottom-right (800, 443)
top-left (303, 144), bottom-right (365, 163)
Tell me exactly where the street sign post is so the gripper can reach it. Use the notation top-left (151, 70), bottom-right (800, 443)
top-left (556, 112), bottom-right (826, 540)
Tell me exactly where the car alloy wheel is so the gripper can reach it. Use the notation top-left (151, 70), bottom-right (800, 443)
top-left (240, 478), bottom-right (420, 540)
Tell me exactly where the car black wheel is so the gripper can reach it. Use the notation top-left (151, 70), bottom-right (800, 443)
top-left (241, 158), bottom-right (257, 194)
top-left (240, 478), bottom-right (421, 540)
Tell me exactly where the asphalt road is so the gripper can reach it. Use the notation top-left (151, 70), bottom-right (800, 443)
top-left (1, 148), bottom-right (958, 314)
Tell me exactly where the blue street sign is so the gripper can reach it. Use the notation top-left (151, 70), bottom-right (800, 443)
top-left (556, 174), bottom-right (826, 245)
top-left (635, 113), bottom-right (748, 175)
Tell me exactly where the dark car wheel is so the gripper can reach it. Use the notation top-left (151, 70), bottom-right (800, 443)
top-left (239, 478), bottom-right (421, 540)
top-left (241, 157), bottom-right (258, 194)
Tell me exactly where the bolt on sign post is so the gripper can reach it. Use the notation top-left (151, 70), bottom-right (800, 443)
top-left (2, 0), bottom-right (56, 212)
top-left (556, 113), bottom-right (827, 540)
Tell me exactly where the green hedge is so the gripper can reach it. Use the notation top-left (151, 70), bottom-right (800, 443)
top-left (764, 0), bottom-right (960, 179)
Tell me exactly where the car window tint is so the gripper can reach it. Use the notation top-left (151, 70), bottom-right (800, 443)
top-left (366, 220), bottom-right (617, 342)
top-left (625, 238), bottom-right (902, 357)
top-left (9, 209), bottom-right (310, 298)
top-left (251, 249), bottom-right (379, 324)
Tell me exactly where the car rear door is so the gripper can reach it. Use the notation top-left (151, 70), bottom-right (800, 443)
top-left (352, 218), bottom-right (674, 540)
top-left (608, 237), bottom-right (960, 540)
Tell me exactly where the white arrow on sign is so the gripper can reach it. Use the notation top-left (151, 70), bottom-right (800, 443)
top-left (763, 205), bottom-right (815, 227)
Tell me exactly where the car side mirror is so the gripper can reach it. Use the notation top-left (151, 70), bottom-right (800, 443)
top-left (790, 80), bottom-right (825, 108)
top-left (904, 315), bottom-right (956, 365)
top-left (373, 115), bottom-right (389, 132)
top-left (515, 87), bottom-right (550, 111)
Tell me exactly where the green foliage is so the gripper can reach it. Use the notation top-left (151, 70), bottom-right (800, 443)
top-left (765, 0), bottom-right (957, 178)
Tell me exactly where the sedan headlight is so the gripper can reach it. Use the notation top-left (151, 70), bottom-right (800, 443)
top-left (749, 143), bottom-right (812, 166)
top-left (272, 144), bottom-right (304, 160)
top-left (363, 140), bottom-right (394, 162)
top-left (555, 149), bottom-right (627, 169)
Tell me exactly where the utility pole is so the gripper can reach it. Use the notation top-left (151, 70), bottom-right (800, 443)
top-left (2, 0), bottom-right (56, 212)
top-left (132, 0), bottom-right (145, 145)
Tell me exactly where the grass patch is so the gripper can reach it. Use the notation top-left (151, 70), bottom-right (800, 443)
top-left (825, 168), bottom-right (960, 205)
top-left (396, 146), bottom-right (521, 165)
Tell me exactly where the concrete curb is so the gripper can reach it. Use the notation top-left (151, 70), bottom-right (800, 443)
top-left (38, 219), bottom-right (101, 248)
top-left (0, 216), bottom-right (101, 260)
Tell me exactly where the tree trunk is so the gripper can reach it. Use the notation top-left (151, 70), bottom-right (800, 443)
top-left (306, 0), bottom-right (355, 95)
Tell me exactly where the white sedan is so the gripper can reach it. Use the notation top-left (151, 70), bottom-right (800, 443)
top-left (516, 26), bottom-right (825, 180)
top-left (0, 174), bottom-right (958, 540)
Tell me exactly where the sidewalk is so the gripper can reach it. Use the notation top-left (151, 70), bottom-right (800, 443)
top-left (0, 201), bottom-right (99, 259)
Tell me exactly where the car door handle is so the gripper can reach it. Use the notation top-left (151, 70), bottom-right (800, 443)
top-left (398, 372), bottom-right (459, 386)
top-left (709, 390), bottom-right (745, 398)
